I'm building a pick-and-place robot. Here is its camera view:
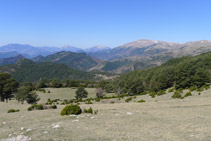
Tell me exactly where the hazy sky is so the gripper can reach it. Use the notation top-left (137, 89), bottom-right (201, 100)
top-left (0, 0), bottom-right (210, 48)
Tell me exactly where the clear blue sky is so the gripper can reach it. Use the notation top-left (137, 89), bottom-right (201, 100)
top-left (0, 0), bottom-right (211, 48)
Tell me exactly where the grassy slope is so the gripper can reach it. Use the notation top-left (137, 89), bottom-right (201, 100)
top-left (1, 88), bottom-right (211, 140)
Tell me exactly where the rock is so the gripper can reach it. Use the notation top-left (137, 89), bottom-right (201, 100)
top-left (2, 122), bottom-right (6, 125)
top-left (72, 119), bottom-right (79, 122)
top-left (26, 129), bottom-right (32, 132)
top-left (91, 117), bottom-right (95, 119)
top-left (20, 127), bottom-right (24, 131)
top-left (126, 112), bottom-right (133, 115)
top-left (52, 125), bottom-right (60, 129)
top-left (2, 135), bottom-right (31, 141)
top-left (43, 131), bottom-right (48, 134)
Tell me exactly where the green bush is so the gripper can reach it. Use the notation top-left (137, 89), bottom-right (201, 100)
top-left (94, 110), bottom-right (98, 114)
top-left (189, 86), bottom-right (196, 92)
top-left (8, 109), bottom-right (20, 113)
top-left (28, 104), bottom-right (43, 111)
top-left (83, 107), bottom-right (93, 114)
top-left (61, 104), bottom-right (82, 115)
top-left (85, 100), bottom-right (93, 104)
top-left (125, 97), bottom-right (132, 103)
top-left (149, 92), bottom-right (156, 98)
top-left (138, 99), bottom-right (145, 103)
top-left (37, 88), bottom-right (46, 93)
top-left (168, 88), bottom-right (174, 93)
top-left (157, 90), bottom-right (166, 96)
top-left (51, 105), bottom-right (57, 109)
top-left (183, 92), bottom-right (192, 98)
top-left (172, 92), bottom-right (182, 99)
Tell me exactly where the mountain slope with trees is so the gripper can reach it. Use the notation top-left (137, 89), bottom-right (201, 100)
top-left (40, 51), bottom-right (100, 70)
top-left (0, 58), bottom-right (96, 82)
top-left (102, 51), bottom-right (211, 94)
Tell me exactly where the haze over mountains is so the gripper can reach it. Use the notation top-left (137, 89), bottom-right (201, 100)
top-left (0, 39), bottom-right (211, 74)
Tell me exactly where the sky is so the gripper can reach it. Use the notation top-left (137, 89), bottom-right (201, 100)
top-left (0, 0), bottom-right (211, 48)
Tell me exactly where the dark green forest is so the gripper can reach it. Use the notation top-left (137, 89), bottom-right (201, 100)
top-left (0, 59), bottom-right (96, 82)
top-left (101, 52), bottom-right (211, 94)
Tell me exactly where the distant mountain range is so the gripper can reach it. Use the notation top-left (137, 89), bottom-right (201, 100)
top-left (0, 39), bottom-right (211, 74)
top-left (0, 44), bottom-right (111, 58)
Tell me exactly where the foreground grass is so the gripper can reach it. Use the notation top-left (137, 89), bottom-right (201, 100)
top-left (1, 88), bottom-right (211, 140)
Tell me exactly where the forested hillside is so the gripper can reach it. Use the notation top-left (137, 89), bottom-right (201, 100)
top-left (102, 52), bottom-right (211, 94)
top-left (0, 58), bottom-right (96, 82)
top-left (40, 51), bottom-right (100, 70)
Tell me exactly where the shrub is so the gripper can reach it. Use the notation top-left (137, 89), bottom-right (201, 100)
top-left (177, 88), bottom-right (183, 93)
top-left (75, 87), bottom-right (88, 100)
top-left (8, 109), bottom-right (20, 113)
top-left (138, 99), bottom-right (145, 103)
top-left (28, 104), bottom-right (43, 111)
top-left (37, 88), bottom-right (46, 93)
top-left (198, 92), bottom-right (201, 95)
top-left (139, 91), bottom-right (147, 95)
top-left (183, 92), bottom-right (192, 98)
top-left (149, 92), bottom-right (156, 98)
top-left (48, 90), bottom-right (51, 93)
top-left (51, 105), bottom-right (57, 109)
top-left (94, 110), bottom-right (98, 114)
top-left (168, 88), bottom-right (174, 93)
top-left (172, 92), bottom-right (182, 99)
top-left (61, 104), bottom-right (82, 115)
top-left (189, 86), bottom-right (196, 92)
top-left (83, 107), bottom-right (93, 114)
top-left (125, 97), bottom-right (132, 103)
top-left (85, 100), bottom-right (93, 104)
top-left (157, 90), bottom-right (166, 96)
top-left (26, 92), bottom-right (40, 104)
top-left (95, 98), bottom-right (101, 102)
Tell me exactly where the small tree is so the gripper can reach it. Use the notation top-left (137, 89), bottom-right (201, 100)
top-left (75, 87), bottom-right (88, 100)
top-left (96, 88), bottom-right (104, 98)
top-left (15, 86), bottom-right (31, 104)
top-left (0, 73), bottom-right (19, 102)
top-left (26, 92), bottom-right (40, 104)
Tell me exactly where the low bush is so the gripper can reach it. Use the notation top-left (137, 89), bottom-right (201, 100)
top-left (28, 104), bottom-right (43, 111)
top-left (149, 92), bottom-right (156, 98)
top-left (168, 88), bottom-right (174, 93)
top-left (125, 97), bottom-right (132, 103)
top-left (183, 92), bottom-right (192, 98)
top-left (83, 107), bottom-right (93, 114)
top-left (157, 90), bottom-right (166, 96)
top-left (37, 88), bottom-right (46, 93)
top-left (51, 105), bottom-right (57, 109)
top-left (61, 104), bottom-right (82, 115)
top-left (138, 99), bottom-right (145, 103)
top-left (8, 109), bottom-right (20, 113)
top-left (94, 110), bottom-right (98, 114)
top-left (85, 100), bottom-right (93, 104)
top-left (172, 91), bottom-right (182, 99)
top-left (189, 86), bottom-right (196, 92)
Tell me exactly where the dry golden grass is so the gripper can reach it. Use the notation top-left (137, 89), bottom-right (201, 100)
top-left (1, 88), bottom-right (211, 140)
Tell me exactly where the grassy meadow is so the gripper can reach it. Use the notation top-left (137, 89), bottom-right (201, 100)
top-left (1, 88), bottom-right (211, 140)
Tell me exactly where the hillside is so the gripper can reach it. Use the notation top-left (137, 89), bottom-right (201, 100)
top-left (0, 58), bottom-right (96, 82)
top-left (0, 55), bottom-right (24, 66)
top-left (88, 39), bottom-right (211, 73)
top-left (103, 51), bottom-right (211, 94)
top-left (40, 51), bottom-right (100, 70)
